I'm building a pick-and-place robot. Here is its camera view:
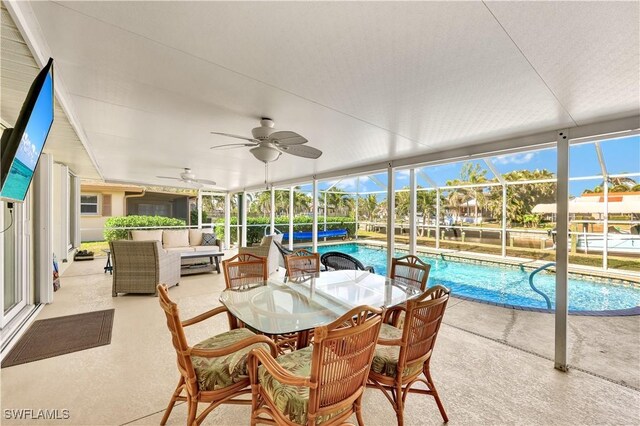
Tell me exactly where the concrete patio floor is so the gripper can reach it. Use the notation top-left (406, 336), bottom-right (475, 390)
top-left (1, 257), bottom-right (638, 425)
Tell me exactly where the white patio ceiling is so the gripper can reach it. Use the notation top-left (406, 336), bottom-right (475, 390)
top-left (6, 1), bottom-right (639, 191)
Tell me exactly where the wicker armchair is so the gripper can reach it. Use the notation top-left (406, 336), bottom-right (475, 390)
top-left (248, 305), bottom-right (384, 425)
top-left (239, 234), bottom-right (283, 275)
top-left (157, 284), bottom-right (277, 426)
top-left (222, 253), bottom-right (267, 289)
top-left (367, 285), bottom-right (450, 425)
top-left (320, 251), bottom-right (375, 273)
top-left (284, 249), bottom-right (320, 280)
top-left (110, 240), bottom-right (180, 297)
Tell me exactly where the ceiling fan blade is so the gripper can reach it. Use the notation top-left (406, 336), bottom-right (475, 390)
top-left (269, 131), bottom-right (307, 146)
top-left (157, 176), bottom-right (182, 181)
top-left (194, 178), bottom-right (217, 186)
top-left (279, 144), bottom-right (322, 159)
top-left (210, 142), bottom-right (256, 150)
top-left (210, 132), bottom-right (259, 143)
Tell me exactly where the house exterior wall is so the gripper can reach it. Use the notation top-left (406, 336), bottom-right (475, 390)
top-left (80, 188), bottom-right (127, 242)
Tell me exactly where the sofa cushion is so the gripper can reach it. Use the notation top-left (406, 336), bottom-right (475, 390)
top-left (163, 230), bottom-right (190, 248)
top-left (131, 230), bottom-right (163, 242)
top-left (164, 247), bottom-right (194, 253)
top-left (202, 233), bottom-right (218, 246)
top-left (189, 229), bottom-right (204, 246)
top-left (193, 245), bottom-right (219, 253)
top-left (260, 235), bottom-right (274, 246)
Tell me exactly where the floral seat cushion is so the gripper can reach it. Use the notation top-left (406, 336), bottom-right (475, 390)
top-left (192, 327), bottom-right (270, 391)
top-left (257, 346), bottom-right (347, 425)
top-left (370, 323), bottom-right (424, 378)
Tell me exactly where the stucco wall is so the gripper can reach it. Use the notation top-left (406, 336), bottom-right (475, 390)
top-left (80, 189), bottom-right (127, 242)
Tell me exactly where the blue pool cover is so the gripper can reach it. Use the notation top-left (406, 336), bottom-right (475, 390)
top-left (283, 229), bottom-right (348, 241)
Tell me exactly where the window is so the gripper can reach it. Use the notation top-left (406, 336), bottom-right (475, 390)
top-left (80, 195), bottom-right (99, 215)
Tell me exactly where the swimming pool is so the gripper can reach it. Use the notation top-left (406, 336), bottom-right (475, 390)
top-left (313, 243), bottom-right (640, 312)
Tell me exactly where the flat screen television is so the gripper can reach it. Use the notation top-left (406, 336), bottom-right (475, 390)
top-left (0, 58), bottom-right (54, 202)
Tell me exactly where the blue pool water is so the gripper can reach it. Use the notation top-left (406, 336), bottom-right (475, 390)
top-left (313, 243), bottom-right (640, 312)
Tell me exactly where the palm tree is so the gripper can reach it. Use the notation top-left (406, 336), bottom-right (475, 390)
top-left (582, 177), bottom-right (637, 194)
top-left (444, 162), bottom-right (488, 222)
top-left (324, 187), bottom-right (354, 216)
top-left (486, 169), bottom-right (555, 225)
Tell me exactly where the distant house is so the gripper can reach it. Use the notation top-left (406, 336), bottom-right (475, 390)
top-left (80, 181), bottom-right (194, 242)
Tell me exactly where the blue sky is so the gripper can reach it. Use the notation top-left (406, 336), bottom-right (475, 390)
top-left (297, 135), bottom-right (639, 197)
top-left (15, 72), bottom-right (53, 170)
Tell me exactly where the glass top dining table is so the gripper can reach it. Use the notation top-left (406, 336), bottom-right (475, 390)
top-left (219, 270), bottom-right (422, 336)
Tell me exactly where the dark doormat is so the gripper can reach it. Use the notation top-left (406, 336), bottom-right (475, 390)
top-left (1, 309), bottom-right (114, 368)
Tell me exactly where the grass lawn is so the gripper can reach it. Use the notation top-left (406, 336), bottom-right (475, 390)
top-left (79, 241), bottom-right (110, 256)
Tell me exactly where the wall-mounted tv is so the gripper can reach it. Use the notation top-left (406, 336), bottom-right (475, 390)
top-left (0, 58), bottom-right (54, 202)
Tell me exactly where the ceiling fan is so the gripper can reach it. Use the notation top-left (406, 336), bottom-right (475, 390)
top-left (210, 118), bottom-right (322, 163)
top-left (156, 168), bottom-right (216, 188)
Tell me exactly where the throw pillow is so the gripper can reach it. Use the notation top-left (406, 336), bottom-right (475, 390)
top-left (202, 233), bottom-right (218, 246)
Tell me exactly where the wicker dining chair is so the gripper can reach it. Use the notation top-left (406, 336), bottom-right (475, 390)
top-left (284, 249), bottom-right (320, 280)
top-left (157, 284), bottom-right (278, 426)
top-left (367, 285), bottom-right (450, 425)
top-left (320, 251), bottom-right (375, 273)
top-left (390, 255), bottom-right (431, 292)
top-left (222, 253), bottom-right (268, 289)
top-left (248, 305), bottom-right (384, 426)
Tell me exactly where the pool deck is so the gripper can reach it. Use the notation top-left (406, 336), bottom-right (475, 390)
top-left (1, 257), bottom-right (638, 425)
top-left (1, 253), bottom-right (640, 426)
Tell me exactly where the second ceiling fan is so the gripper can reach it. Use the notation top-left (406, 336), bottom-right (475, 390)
top-left (210, 118), bottom-right (322, 163)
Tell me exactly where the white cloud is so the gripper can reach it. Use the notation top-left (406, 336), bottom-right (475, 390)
top-left (17, 132), bottom-right (38, 169)
top-left (494, 152), bottom-right (536, 165)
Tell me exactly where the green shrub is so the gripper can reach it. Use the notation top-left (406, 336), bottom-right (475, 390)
top-left (104, 215), bottom-right (186, 241)
top-left (190, 209), bottom-right (209, 225)
top-left (215, 216), bottom-right (356, 245)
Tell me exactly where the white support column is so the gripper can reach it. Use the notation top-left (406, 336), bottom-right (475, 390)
top-left (555, 130), bottom-right (570, 372)
top-left (241, 191), bottom-right (248, 248)
top-left (71, 175), bottom-right (81, 249)
top-left (355, 177), bottom-right (360, 240)
top-left (312, 179), bottom-right (318, 252)
top-left (323, 191), bottom-right (327, 241)
top-left (435, 188), bottom-right (441, 250)
top-left (603, 180), bottom-right (609, 270)
top-left (387, 165), bottom-right (395, 275)
top-left (270, 186), bottom-right (275, 235)
top-left (501, 184), bottom-right (507, 257)
top-left (34, 153), bottom-right (53, 304)
top-left (596, 142), bottom-right (609, 270)
top-left (289, 187), bottom-right (294, 250)
top-left (224, 193), bottom-right (231, 250)
top-left (409, 169), bottom-right (417, 255)
top-left (197, 191), bottom-right (203, 229)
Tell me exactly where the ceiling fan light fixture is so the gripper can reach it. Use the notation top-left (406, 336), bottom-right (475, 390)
top-left (250, 145), bottom-right (281, 163)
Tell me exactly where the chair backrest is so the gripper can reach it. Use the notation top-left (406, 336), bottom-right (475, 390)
top-left (157, 284), bottom-right (198, 395)
top-left (320, 251), bottom-right (367, 272)
top-left (222, 253), bottom-right (268, 289)
top-left (284, 249), bottom-right (320, 279)
top-left (399, 285), bottom-right (449, 370)
top-left (110, 240), bottom-right (161, 281)
top-left (390, 255), bottom-right (431, 291)
top-left (273, 240), bottom-right (293, 264)
top-left (309, 305), bottom-right (383, 418)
